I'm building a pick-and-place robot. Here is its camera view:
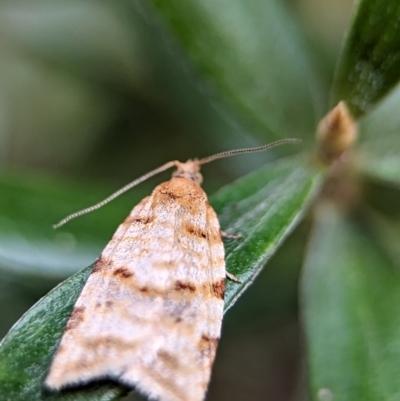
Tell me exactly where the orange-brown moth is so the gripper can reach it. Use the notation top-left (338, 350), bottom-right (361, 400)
top-left (45, 139), bottom-right (299, 401)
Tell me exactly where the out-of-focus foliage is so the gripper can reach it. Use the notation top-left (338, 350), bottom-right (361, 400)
top-left (1, 0), bottom-right (400, 400)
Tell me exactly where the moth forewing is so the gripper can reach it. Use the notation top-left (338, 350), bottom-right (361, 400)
top-left (46, 174), bottom-right (225, 401)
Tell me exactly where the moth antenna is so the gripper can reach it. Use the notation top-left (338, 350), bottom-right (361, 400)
top-left (54, 161), bottom-right (177, 229)
top-left (199, 138), bottom-right (301, 165)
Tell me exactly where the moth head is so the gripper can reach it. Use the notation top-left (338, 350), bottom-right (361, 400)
top-left (172, 160), bottom-right (203, 184)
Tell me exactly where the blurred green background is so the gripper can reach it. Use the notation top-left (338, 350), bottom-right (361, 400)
top-left (0, 0), bottom-right (353, 400)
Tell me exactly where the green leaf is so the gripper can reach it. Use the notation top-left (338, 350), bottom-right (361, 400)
top-left (360, 84), bottom-right (400, 141)
top-left (214, 156), bottom-right (322, 310)
top-left (301, 203), bottom-right (400, 401)
top-left (147, 0), bottom-right (322, 139)
top-left (0, 156), bottom-right (321, 400)
top-left (332, 0), bottom-right (400, 118)
top-left (357, 132), bottom-right (400, 185)
top-left (358, 84), bottom-right (400, 184)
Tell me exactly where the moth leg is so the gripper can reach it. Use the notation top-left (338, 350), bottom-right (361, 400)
top-left (226, 271), bottom-right (241, 283)
top-left (221, 230), bottom-right (241, 282)
top-left (221, 230), bottom-right (241, 240)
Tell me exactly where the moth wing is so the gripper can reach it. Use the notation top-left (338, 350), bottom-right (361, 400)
top-left (46, 180), bottom-right (226, 401)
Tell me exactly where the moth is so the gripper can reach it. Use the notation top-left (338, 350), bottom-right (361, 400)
top-left (45, 139), bottom-right (299, 401)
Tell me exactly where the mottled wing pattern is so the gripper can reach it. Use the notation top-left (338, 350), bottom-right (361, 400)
top-left (45, 176), bottom-right (226, 401)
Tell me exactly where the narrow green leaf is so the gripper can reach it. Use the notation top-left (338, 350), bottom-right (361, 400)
top-left (358, 84), bottom-right (400, 183)
top-left (0, 156), bottom-right (322, 400)
top-left (360, 84), bottom-right (400, 141)
top-left (357, 133), bottom-right (400, 185)
top-left (213, 156), bottom-right (322, 310)
top-left (332, 0), bottom-right (400, 118)
top-left (302, 203), bottom-right (400, 401)
top-left (147, 0), bottom-right (322, 139)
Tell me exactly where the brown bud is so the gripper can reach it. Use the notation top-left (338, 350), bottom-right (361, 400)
top-left (316, 101), bottom-right (357, 163)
